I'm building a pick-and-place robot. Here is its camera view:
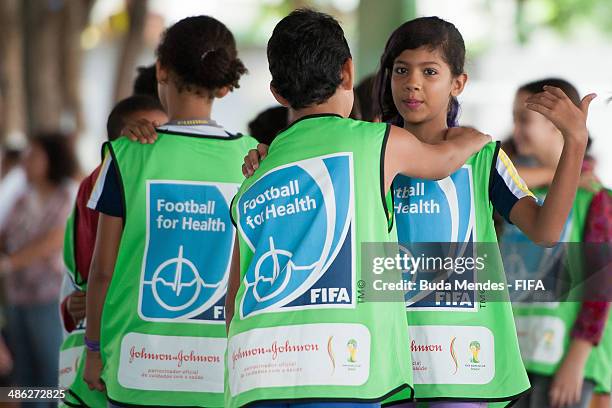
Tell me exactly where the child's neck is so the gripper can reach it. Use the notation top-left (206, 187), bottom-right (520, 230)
top-left (403, 115), bottom-right (447, 144)
top-left (166, 92), bottom-right (214, 122)
top-left (289, 94), bottom-right (347, 123)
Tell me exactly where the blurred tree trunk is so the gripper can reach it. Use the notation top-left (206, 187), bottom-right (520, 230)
top-left (0, 0), bottom-right (92, 141)
top-left (23, 0), bottom-right (63, 134)
top-left (60, 0), bottom-right (95, 133)
top-left (114, 0), bottom-right (148, 102)
top-left (0, 0), bottom-right (27, 145)
top-left (357, 0), bottom-right (416, 79)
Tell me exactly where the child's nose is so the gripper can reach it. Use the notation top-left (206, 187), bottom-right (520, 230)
top-left (404, 74), bottom-right (422, 90)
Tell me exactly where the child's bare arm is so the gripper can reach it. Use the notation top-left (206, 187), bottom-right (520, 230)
top-left (122, 118), bottom-right (160, 144)
top-left (384, 126), bottom-right (491, 193)
top-left (83, 214), bottom-right (122, 391)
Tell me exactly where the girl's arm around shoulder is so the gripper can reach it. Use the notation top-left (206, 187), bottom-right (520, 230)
top-left (383, 125), bottom-right (491, 193)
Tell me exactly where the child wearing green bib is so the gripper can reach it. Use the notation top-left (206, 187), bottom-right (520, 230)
top-left (83, 16), bottom-right (257, 408)
top-left (226, 9), bottom-right (491, 408)
top-left (372, 17), bottom-right (591, 408)
top-left (500, 78), bottom-right (611, 408)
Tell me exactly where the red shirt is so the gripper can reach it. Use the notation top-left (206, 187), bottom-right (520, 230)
top-left (60, 165), bottom-right (101, 332)
top-left (571, 189), bottom-right (612, 345)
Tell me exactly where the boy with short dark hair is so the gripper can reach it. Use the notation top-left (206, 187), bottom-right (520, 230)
top-left (224, 9), bottom-right (490, 408)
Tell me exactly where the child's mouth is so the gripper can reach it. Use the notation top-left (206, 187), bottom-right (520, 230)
top-left (403, 99), bottom-right (423, 110)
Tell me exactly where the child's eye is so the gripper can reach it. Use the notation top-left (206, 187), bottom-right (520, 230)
top-left (424, 68), bottom-right (438, 75)
top-left (393, 67), bottom-right (408, 75)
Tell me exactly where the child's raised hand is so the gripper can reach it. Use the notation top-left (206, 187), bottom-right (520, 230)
top-left (123, 118), bottom-right (160, 144)
top-left (526, 86), bottom-right (596, 146)
top-left (242, 143), bottom-right (269, 177)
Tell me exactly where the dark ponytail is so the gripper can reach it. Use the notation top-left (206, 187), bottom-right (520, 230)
top-left (156, 16), bottom-right (247, 96)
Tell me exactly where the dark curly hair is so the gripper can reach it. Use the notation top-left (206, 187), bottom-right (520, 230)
top-left (156, 15), bottom-right (247, 96)
top-left (31, 133), bottom-right (78, 185)
top-left (267, 9), bottom-right (351, 109)
top-left (374, 17), bottom-right (465, 127)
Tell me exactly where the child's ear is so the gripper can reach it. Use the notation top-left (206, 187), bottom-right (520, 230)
top-left (270, 83), bottom-right (291, 108)
top-left (451, 72), bottom-right (468, 97)
top-left (156, 60), bottom-right (168, 84)
top-left (340, 58), bottom-right (355, 91)
top-left (213, 86), bottom-right (230, 99)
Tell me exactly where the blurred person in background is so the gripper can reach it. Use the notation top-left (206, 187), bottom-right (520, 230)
top-left (247, 105), bottom-right (288, 145)
top-left (132, 64), bottom-right (160, 102)
top-left (0, 146), bottom-right (22, 407)
top-left (0, 147), bottom-right (26, 231)
top-left (350, 74), bottom-right (379, 122)
top-left (500, 78), bottom-right (611, 408)
top-left (0, 133), bottom-right (78, 408)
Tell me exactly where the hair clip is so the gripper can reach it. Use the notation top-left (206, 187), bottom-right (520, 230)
top-left (201, 49), bottom-right (215, 61)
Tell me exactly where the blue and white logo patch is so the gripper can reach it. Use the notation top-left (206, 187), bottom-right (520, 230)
top-left (394, 166), bottom-right (478, 311)
top-left (236, 153), bottom-right (355, 319)
top-left (139, 180), bottom-right (238, 323)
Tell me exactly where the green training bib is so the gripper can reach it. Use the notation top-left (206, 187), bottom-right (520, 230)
top-left (227, 115), bottom-right (413, 408)
top-left (99, 130), bottom-right (257, 407)
top-left (503, 188), bottom-right (612, 394)
top-left (385, 142), bottom-right (531, 406)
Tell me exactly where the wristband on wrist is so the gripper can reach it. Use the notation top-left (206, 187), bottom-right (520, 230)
top-left (84, 336), bottom-right (100, 352)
